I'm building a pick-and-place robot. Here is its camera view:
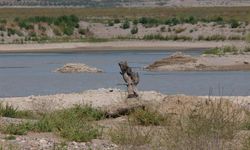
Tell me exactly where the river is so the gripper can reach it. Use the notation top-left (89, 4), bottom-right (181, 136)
top-left (0, 49), bottom-right (249, 97)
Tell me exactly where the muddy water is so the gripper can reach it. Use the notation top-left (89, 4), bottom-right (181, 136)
top-left (0, 49), bottom-right (249, 97)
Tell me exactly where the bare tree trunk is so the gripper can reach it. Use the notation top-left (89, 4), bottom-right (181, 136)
top-left (118, 61), bottom-right (139, 98)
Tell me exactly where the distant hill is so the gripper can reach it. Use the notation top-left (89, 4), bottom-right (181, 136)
top-left (0, 0), bottom-right (250, 7)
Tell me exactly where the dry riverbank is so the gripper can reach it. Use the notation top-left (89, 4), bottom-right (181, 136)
top-left (1, 89), bottom-right (250, 149)
top-left (1, 88), bottom-right (250, 112)
top-left (0, 41), bottom-right (247, 53)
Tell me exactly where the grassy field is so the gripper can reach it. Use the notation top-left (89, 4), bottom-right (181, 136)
top-left (0, 7), bottom-right (250, 22)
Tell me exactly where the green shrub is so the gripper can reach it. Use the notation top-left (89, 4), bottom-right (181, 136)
top-left (121, 19), bottom-right (130, 29)
top-left (131, 26), bottom-right (138, 34)
top-left (165, 17), bottom-right (180, 26)
top-left (203, 46), bottom-right (238, 55)
top-left (114, 18), bottom-right (120, 24)
top-left (7, 28), bottom-right (18, 36)
top-left (0, 103), bottom-right (18, 118)
top-left (1, 105), bottom-right (104, 142)
top-left (18, 21), bottom-right (33, 30)
top-left (108, 20), bottom-right (114, 26)
top-left (133, 19), bottom-right (138, 25)
top-left (229, 19), bottom-right (240, 28)
top-left (184, 16), bottom-right (197, 24)
top-left (139, 17), bottom-right (160, 27)
top-left (139, 17), bottom-right (148, 25)
top-left (17, 15), bottom-right (79, 36)
top-left (0, 103), bottom-right (35, 119)
top-left (63, 26), bottom-right (74, 36)
top-left (143, 34), bottom-right (192, 41)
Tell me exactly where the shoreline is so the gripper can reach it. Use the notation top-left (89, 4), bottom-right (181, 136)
top-left (0, 41), bottom-right (246, 53)
top-left (0, 89), bottom-right (250, 111)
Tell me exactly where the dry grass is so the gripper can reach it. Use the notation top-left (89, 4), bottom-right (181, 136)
top-left (108, 98), bottom-right (249, 150)
top-left (0, 7), bottom-right (250, 22)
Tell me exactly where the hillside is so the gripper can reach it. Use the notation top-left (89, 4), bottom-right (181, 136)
top-left (0, 0), bottom-right (250, 7)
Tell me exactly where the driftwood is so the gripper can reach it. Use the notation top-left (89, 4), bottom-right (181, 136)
top-left (118, 61), bottom-right (140, 98)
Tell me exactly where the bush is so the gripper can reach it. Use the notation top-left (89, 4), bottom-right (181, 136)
top-left (108, 20), bottom-right (114, 26)
top-left (184, 16), bottom-right (197, 24)
top-left (143, 34), bottom-right (192, 41)
top-left (133, 19), bottom-right (138, 25)
top-left (0, 103), bottom-right (18, 118)
top-left (7, 28), bottom-right (18, 36)
top-left (203, 46), bottom-right (238, 55)
top-left (131, 26), bottom-right (138, 34)
top-left (138, 17), bottom-right (160, 27)
top-left (229, 19), bottom-right (240, 28)
top-left (17, 15), bottom-right (79, 36)
top-left (114, 18), bottom-right (120, 24)
top-left (121, 20), bottom-right (130, 29)
top-left (0, 103), bottom-right (35, 119)
top-left (165, 17), bottom-right (180, 26)
top-left (18, 21), bottom-right (33, 30)
top-left (63, 26), bottom-right (74, 36)
top-left (138, 17), bottom-right (148, 25)
top-left (1, 105), bottom-right (104, 142)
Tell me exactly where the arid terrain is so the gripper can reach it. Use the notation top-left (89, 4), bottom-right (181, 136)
top-left (0, 3), bottom-right (250, 150)
top-left (1, 89), bottom-right (250, 149)
top-left (0, 0), bottom-right (250, 7)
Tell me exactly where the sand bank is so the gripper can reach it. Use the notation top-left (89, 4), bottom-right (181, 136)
top-left (146, 52), bottom-right (250, 71)
top-left (55, 63), bottom-right (103, 73)
top-left (0, 41), bottom-right (247, 53)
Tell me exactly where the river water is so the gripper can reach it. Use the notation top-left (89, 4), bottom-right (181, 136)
top-left (0, 49), bottom-right (249, 97)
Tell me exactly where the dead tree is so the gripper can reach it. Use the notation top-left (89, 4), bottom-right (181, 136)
top-left (118, 61), bottom-right (139, 98)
